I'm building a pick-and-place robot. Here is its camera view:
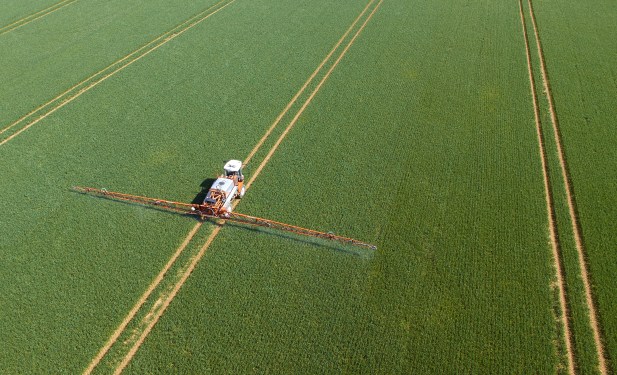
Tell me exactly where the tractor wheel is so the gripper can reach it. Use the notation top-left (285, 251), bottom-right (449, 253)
top-left (238, 186), bottom-right (246, 199)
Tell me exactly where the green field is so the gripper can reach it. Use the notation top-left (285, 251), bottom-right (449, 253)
top-left (0, 0), bottom-right (615, 373)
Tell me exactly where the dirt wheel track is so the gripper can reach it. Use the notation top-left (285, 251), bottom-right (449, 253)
top-left (518, 1), bottom-right (574, 373)
top-left (0, 0), bottom-right (78, 36)
top-left (83, 0), bottom-right (383, 372)
top-left (0, 0), bottom-right (235, 146)
top-left (109, 0), bottom-right (385, 372)
top-left (82, 223), bottom-right (202, 374)
top-left (527, 0), bottom-right (608, 373)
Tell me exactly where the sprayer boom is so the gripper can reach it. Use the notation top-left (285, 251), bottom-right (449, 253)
top-left (72, 185), bottom-right (376, 250)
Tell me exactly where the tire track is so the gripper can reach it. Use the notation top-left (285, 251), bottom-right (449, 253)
top-left (82, 222), bottom-right (201, 375)
top-left (0, 0), bottom-right (228, 139)
top-left (83, 1), bottom-right (381, 372)
top-left (112, 1), bottom-right (384, 372)
top-left (518, 1), bottom-right (574, 372)
top-left (247, 0), bottom-right (383, 191)
top-left (0, 0), bottom-right (235, 147)
top-left (243, 0), bottom-right (376, 165)
top-left (527, 0), bottom-right (607, 373)
top-left (0, 0), bottom-right (77, 36)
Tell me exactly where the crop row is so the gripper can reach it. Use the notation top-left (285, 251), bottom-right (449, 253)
top-left (126, 0), bottom-right (559, 372)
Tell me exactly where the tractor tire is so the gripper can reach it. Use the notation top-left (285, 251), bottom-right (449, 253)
top-left (238, 186), bottom-right (246, 199)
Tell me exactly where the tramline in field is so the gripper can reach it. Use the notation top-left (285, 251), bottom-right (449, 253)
top-left (73, 160), bottom-right (376, 250)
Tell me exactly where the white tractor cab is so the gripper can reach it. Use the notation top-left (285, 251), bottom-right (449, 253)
top-left (202, 160), bottom-right (245, 214)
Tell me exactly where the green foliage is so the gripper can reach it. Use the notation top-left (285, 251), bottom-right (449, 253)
top-left (3, 0), bottom-right (614, 373)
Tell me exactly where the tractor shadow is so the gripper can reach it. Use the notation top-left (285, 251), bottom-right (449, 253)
top-left (191, 178), bottom-right (216, 205)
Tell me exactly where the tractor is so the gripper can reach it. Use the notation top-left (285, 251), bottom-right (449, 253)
top-left (199, 160), bottom-right (245, 215)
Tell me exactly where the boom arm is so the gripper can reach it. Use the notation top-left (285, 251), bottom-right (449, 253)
top-left (227, 212), bottom-right (377, 250)
top-left (71, 186), bottom-right (376, 250)
top-left (72, 186), bottom-right (197, 214)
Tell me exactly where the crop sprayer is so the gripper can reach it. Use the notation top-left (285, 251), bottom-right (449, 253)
top-left (72, 160), bottom-right (377, 250)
